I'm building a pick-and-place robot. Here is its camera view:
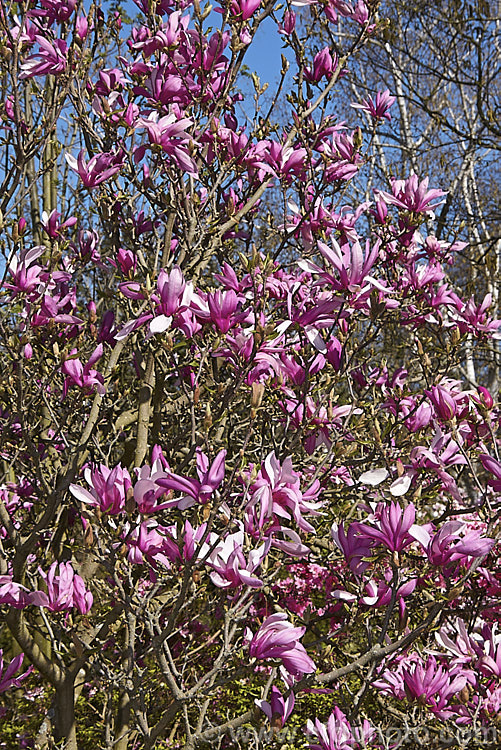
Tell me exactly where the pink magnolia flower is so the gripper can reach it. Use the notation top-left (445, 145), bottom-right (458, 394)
top-left (413, 520), bottom-right (495, 573)
top-left (124, 520), bottom-right (170, 567)
top-left (478, 623), bottom-right (501, 678)
top-left (150, 266), bottom-right (192, 334)
top-left (61, 345), bottom-right (106, 397)
top-left (41, 210), bottom-right (77, 239)
top-left (65, 149), bottom-right (124, 188)
top-left (5, 245), bottom-right (45, 298)
top-left (378, 175), bottom-right (446, 215)
top-left (300, 236), bottom-right (384, 294)
top-left (207, 289), bottom-right (240, 333)
top-left (0, 652), bottom-right (32, 694)
top-left (248, 613), bottom-right (316, 678)
top-left (451, 293), bottom-right (501, 337)
top-left (31, 562), bottom-right (93, 614)
top-left (229, 0), bottom-right (261, 20)
top-left (157, 448), bottom-right (226, 509)
top-left (135, 112), bottom-right (198, 176)
top-left (70, 463), bottom-right (132, 515)
top-left (278, 9), bottom-right (296, 34)
top-left (401, 656), bottom-right (467, 714)
top-left (331, 521), bottom-right (373, 575)
top-left (480, 453), bottom-right (501, 491)
top-left (306, 706), bottom-right (375, 750)
top-left (357, 501), bottom-right (417, 553)
top-left (374, 654), bottom-right (467, 718)
top-left (256, 686), bottom-right (295, 727)
top-left (304, 48), bottom-right (337, 83)
top-left (351, 89), bottom-right (395, 121)
top-left (0, 576), bottom-right (30, 608)
top-left (134, 450), bottom-right (172, 514)
top-left (114, 248), bottom-right (137, 277)
top-left (425, 384), bottom-right (458, 421)
top-left (20, 36), bottom-right (68, 79)
top-left (162, 520), bottom-right (208, 564)
top-left (435, 618), bottom-right (483, 667)
top-left (32, 0), bottom-right (76, 22)
top-left (244, 452), bottom-right (323, 535)
top-left (207, 526), bottom-right (271, 589)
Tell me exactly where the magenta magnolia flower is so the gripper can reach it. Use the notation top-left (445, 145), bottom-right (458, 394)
top-left (244, 452), bottom-right (323, 535)
top-left (157, 448), bottom-right (226, 509)
top-left (378, 175), bottom-right (446, 215)
top-left (306, 706), bottom-right (375, 750)
top-left (414, 520), bottom-right (495, 572)
top-left (256, 686), bottom-right (295, 728)
top-left (61, 344), bottom-right (106, 398)
top-left (357, 501), bottom-right (417, 553)
top-left (374, 654), bottom-right (467, 719)
top-left (207, 289), bottom-right (240, 333)
top-left (20, 35), bottom-right (68, 79)
top-left (31, 562), bottom-right (93, 614)
top-left (229, 0), bottom-right (261, 20)
top-left (480, 453), bottom-right (501, 491)
top-left (300, 236), bottom-right (383, 293)
top-left (0, 652), bottom-right (32, 694)
top-left (331, 521), bottom-right (373, 575)
top-left (135, 112), bottom-right (198, 176)
top-left (5, 245), bottom-right (45, 298)
top-left (351, 89), bottom-right (396, 121)
top-left (425, 384), bottom-right (458, 422)
top-left (150, 266), bottom-right (192, 334)
top-left (65, 149), bottom-right (124, 188)
top-left (70, 462), bottom-right (132, 515)
top-left (41, 209), bottom-right (77, 239)
top-left (207, 527), bottom-right (271, 589)
top-left (401, 656), bottom-right (467, 711)
top-left (0, 576), bottom-right (30, 609)
top-left (304, 48), bottom-right (337, 83)
top-left (248, 613), bottom-right (316, 679)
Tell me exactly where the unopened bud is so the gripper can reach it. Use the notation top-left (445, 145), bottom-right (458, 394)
top-left (251, 382), bottom-right (265, 409)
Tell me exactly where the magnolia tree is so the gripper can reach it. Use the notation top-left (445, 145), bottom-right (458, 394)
top-left (1, 0), bottom-right (501, 748)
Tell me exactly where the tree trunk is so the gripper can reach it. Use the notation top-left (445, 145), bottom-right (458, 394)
top-left (54, 678), bottom-right (78, 750)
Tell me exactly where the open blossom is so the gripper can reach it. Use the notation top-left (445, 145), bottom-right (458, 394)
top-left (149, 266), bottom-right (192, 334)
top-left (0, 576), bottom-right (31, 608)
top-left (31, 562), bottom-right (93, 614)
top-left (5, 245), bottom-right (45, 298)
top-left (157, 448), bottom-right (226, 509)
top-left (20, 35), bottom-right (68, 78)
top-left (244, 452), bottom-right (323, 535)
top-left (300, 236), bottom-right (384, 294)
top-left (351, 89), bottom-right (395, 121)
top-left (135, 111), bottom-right (198, 176)
top-left (0, 652), bottom-right (33, 694)
top-left (374, 654), bottom-right (468, 718)
top-left (70, 463), bottom-right (132, 515)
top-left (357, 501), bottom-right (417, 553)
top-left (65, 149), bottom-right (124, 188)
top-left (307, 706), bottom-right (375, 750)
top-left (377, 175), bottom-right (446, 215)
top-left (61, 344), bottom-right (106, 397)
top-left (412, 520), bottom-right (495, 572)
top-left (248, 613), bottom-right (316, 679)
top-left (207, 526), bottom-right (271, 589)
